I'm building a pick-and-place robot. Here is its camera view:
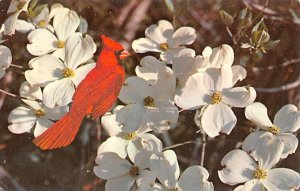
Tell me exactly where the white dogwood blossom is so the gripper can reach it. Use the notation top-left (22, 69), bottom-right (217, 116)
top-left (94, 152), bottom-right (157, 191)
top-left (132, 20), bottom-right (197, 63)
top-left (25, 33), bottom-right (96, 107)
top-left (243, 102), bottom-right (300, 159)
top-left (4, 0), bottom-right (31, 35)
top-left (148, 150), bottom-right (214, 191)
top-left (99, 106), bottom-right (162, 161)
top-left (0, 45), bottom-right (12, 79)
top-left (218, 149), bottom-right (300, 191)
top-left (26, 7), bottom-right (80, 59)
top-left (118, 75), bottom-right (178, 133)
top-left (8, 82), bottom-right (68, 137)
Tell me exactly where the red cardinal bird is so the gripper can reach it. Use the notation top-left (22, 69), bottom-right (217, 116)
top-left (33, 35), bottom-right (130, 150)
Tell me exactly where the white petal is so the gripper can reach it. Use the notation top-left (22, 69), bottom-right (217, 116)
top-left (19, 81), bottom-right (42, 109)
top-left (101, 108), bottom-right (123, 136)
top-left (7, 0), bottom-right (18, 13)
top-left (105, 175), bottom-right (135, 191)
top-left (160, 47), bottom-right (185, 64)
top-left (53, 8), bottom-right (80, 41)
top-left (201, 103), bottom-right (237, 137)
top-left (222, 87), bottom-right (256, 108)
top-left (43, 105), bottom-right (69, 120)
top-left (32, 7), bottom-right (49, 26)
top-left (178, 166), bottom-right (214, 191)
top-left (158, 20), bottom-right (174, 40)
top-left (263, 168), bottom-right (300, 191)
top-left (72, 62), bottom-right (95, 86)
top-left (34, 118), bottom-right (53, 137)
top-left (136, 170), bottom-right (157, 191)
top-left (4, 12), bottom-right (19, 35)
top-left (135, 56), bottom-right (166, 85)
top-left (146, 183), bottom-right (164, 191)
top-left (218, 149), bottom-right (257, 186)
top-left (242, 131), bottom-right (265, 157)
top-left (175, 72), bottom-right (207, 109)
top-left (97, 137), bottom-right (128, 158)
top-left (245, 102), bottom-right (273, 129)
top-left (27, 29), bottom-right (58, 56)
top-left (139, 133), bottom-right (162, 153)
top-left (49, 3), bottom-right (65, 19)
top-left (202, 46), bottom-right (212, 58)
top-left (119, 76), bottom-right (151, 104)
top-left (150, 150), bottom-right (180, 188)
top-left (94, 152), bottom-right (131, 179)
top-left (0, 45), bottom-right (12, 69)
top-left (25, 55), bottom-right (64, 87)
top-left (254, 132), bottom-right (284, 169)
top-left (8, 106), bottom-right (36, 134)
top-left (203, 67), bottom-right (225, 91)
top-left (116, 104), bottom-right (146, 132)
top-left (15, 19), bottom-right (35, 33)
top-left (65, 33), bottom-right (96, 69)
top-left (169, 26), bottom-right (196, 47)
top-left (274, 104), bottom-right (300, 132)
top-left (132, 38), bottom-right (160, 53)
top-left (152, 69), bottom-right (176, 101)
top-left (233, 180), bottom-right (264, 191)
top-left (0, 69), bottom-right (5, 79)
top-left (232, 65), bottom-right (247, 85)
top-left (145, 24), bottom-right (166, 44)
top-left (42, 78), bottom-right (75, 108)
top-left (209, 44), bottom-right (234, 67)
top-left (277, 133), bottom-right (298, 159)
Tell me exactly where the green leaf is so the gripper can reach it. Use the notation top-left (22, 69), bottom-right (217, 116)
top-left (29, 0), bottom-right (38, 9)
top-left (237, 8), bottom-right (252, 30)
top-left (33, 4), bottom-right (48, 17)
top-left (251, 30), bottom-right (270, 45)
top-left (263, 40), bottom-right (280, 50)
top-left (219, 9), bottom-right (234, 26)
top-left (252, 18), bottom-right (268, 33)
top-left (164, 0), bottom-right (175, 13)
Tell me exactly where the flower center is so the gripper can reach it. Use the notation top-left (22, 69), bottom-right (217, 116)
top-left (124, 132), bottom-right (137, 140)
top-left (253, 168), bottom-right (267, 179)
top-left (211, 91), bottom-right (222, 104)
top-left (129, 165), bottom-right (139, 177)
top-left (160, 43), bottom-right (169, 51)
top-left (56, 40), bottom-right (65, 48)
top-left (62, 68), bottom-right (75, 78)
top-left (37, 20), bottom-right (47, 28)
top-left (35, 109), bottom-right (45, 118)
top-left (17, 1), bottom-right (26, 10)
top-left (268, 125), bottom-right (280, 135)
top-left (144, 96), bottom-right (155, 107)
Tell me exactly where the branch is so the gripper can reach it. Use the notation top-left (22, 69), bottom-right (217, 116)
top-left (0, 89), bottom-right (42, 102)
top-left (255, 76), bottom-right (300, 93)
top-left (251, 58), bottom-right (300, 72)
top-left (200, 133), bottom-right (206, 167)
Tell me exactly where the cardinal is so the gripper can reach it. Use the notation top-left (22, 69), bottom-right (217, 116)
top-left (33, 35), bottom-right (130, 150)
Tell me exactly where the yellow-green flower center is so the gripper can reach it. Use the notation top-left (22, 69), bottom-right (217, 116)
top-left (124, 132), bottom-right (137, 140)
top-left (268, 125), bottom-right (280, 135)
top-left (160, 43), bottom-right (169, 51)
top-left (56, 40), bottom-right (65, 48)
top-left (37, 20), bottom-right (47, 28)
top-left (17, 1), bottom-right (26, 10)
top-left (211, 91), bottom-right (222, 104)
top-left (35, 109), bottom-right (45, 118)
top-left (144, 96), bottom-right (155, 107)
top-left (253, 168), bottom-right (267, 179)
top-left (62, 68), bottom-right (75, 78)
top-left (129, 165), bottom-right (139, 177)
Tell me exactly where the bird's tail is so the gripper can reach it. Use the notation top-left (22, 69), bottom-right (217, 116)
top-left (33, 110), bottom-right (85, 150)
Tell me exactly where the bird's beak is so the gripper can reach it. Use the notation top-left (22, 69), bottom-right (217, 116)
top-left (119, 50), bottom-right (131, 60)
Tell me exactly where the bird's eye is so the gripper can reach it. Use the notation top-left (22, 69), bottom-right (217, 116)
top-left (115, 50), bottom-right (122, 58)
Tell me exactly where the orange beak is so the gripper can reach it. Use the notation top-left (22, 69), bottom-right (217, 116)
top-left (120, 50), bottom-right (131, 60)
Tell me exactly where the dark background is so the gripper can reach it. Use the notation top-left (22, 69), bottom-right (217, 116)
top-left (0, 0), bottom-right (299, 190)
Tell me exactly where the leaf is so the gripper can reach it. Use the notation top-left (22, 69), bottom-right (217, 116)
top-left (29, 0), bottom-right (38, 9)
top-left (251, 30), bottom-right (270, 45)
top-left (263, 40), bottom-right (280, 50)
top-left (252, 18), bottom-right (268, 33)
top-left (237, 8), bottom-right (252, 30)
top-left (164, 0), bottom-right (175, 13)
top-left (33, 4), bottom-right (48, 17)
top-left (241, 43), bottom-right (252, 49)
top-left (219, 9), bottom-right (234, 26)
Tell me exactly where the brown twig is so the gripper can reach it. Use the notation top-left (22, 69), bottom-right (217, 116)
top-left (200, 132), bottom-right (206, 167)
top-left (0, 88), bottom-right (42, 102)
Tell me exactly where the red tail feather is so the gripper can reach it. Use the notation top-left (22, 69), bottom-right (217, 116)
top-left (33, 112), bottom-right (84, 150)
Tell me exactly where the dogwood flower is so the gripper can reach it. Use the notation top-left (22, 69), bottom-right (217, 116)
top-left (175, 65), bottom-right (256, 137)
top-left (25, 33), bottom-right (96, 107)
top-left (26, 7), bottom-right (80, 59)
top-left (132, 20), bottom-right (197, 63)
top-left (218, 149), bottom-right (300, 191)
top-left (148, 150), bottom-right (214, 191)
top-left (8, 82), bottom-right (68, 137)
top-left (94, 152), bottom-right (157, 191)
top-left (0, 45), bottom-right (12, 79)
top-left (4, 0), bottom-right (31, 35)
top-left (243, 102), bottom-right (300, 159)
top-left (117, 76), bottom-right (178, 133)
top-left (98, 106), bottom-right (162, 161)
